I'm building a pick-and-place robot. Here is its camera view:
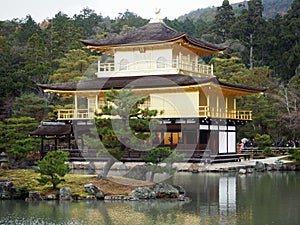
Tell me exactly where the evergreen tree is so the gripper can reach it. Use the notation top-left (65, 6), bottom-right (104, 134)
top-left (280, 0), bottom-right (300, 80)
top-left (50, 49), bottom-right (98, 83)
top-left (91, 89), bottom-right (160, 177)
top-left (15, 15), bottom-right (40, 46)
top-left (212, 0), bottom-right (236, 43)
top-left (73, 7), bottom-right (104, 38)
top-left (45, 12), bottom-right (84, 64)
top-left (0, 117), bottom-right (39, 167)
top-left (12, 94), bottom-right (49, 121)
top-left (112, 10), bottom-right (148, 33)
top-left (36, 150), bottom-right (71, 189)
top-left (230, 0), bottom-right (266, 68)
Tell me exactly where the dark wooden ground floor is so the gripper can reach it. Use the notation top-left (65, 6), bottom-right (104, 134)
top-left (30, 118), bottom-right (251, 164)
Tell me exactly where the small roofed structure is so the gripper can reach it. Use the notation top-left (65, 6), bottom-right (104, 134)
top-left (30, 122), bottom-right (72, 158)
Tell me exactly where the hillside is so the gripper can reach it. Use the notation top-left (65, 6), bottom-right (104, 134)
top-left (178, 0), bottom-right (293, 21)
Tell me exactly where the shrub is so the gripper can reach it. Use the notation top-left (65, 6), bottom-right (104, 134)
top-left (289, 151), bottom-right (300, 161)
top-left (255, 134), bottom-right (273, 149)
top-left (14, 185), bottom-right (30, 200)
top-left (288, 148), bottom-right (297, 154)
top-left (35, 151), bottom-right (71, 189)
top-left (262, 147), bottom-right (273, 156)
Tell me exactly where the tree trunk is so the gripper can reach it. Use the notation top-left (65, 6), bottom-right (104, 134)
top-left (102, 156), bottom-right (117, 178)
top-left (249, 33), bottom-right (253, 69)
top-left (149, 171), bottom-right (155, 182)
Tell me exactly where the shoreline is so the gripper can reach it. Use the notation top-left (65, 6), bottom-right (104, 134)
top-left (69, 155), bottom-right (297, 173)
top-left (1, 156), bottom-right (298, 201)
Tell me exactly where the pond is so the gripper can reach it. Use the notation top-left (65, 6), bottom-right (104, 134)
top-left (1, 172), bottom-right (299, 225)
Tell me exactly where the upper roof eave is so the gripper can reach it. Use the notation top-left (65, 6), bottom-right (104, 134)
top-left (39, 74), bottom-right (265, 94)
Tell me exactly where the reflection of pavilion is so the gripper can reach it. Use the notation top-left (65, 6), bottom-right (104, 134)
top-left (173, 173), bottom-right (237, 223)
top-left (219, 175), bottom-right (236, 224)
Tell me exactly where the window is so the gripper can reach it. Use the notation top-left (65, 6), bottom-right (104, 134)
top-left (163, 132), bottom-right (182, 145)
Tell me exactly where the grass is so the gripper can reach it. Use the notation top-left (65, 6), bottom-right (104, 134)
top-left (0, 169), bottom-right (154, 197)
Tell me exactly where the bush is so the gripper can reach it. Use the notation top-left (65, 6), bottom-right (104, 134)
top-left (255, 134), bottom-right (273, 149)
top-left (262, 147), bottom-right (273, 156)
top-left (14, 185), bottom-right (30, 200)
top-left (289, 151), bottom-right (300, 161)
top-left (288, 148), bottom-right (297, 154)
top-left (35, 151), bottom-right (71, 189)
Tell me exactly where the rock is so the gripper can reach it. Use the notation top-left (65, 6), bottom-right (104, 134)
top-left (153, 183), bottom-right (179, 198)
top-left (266, 165), bottom-right (273, 171)
top-left (172, 185), bottom-right (186, 196)
top-left (26, 191), bottom-right (43, 201)
top-left (247, 168), bottom-right (254, 173)
top-left (0, 180), bottom-right (14, 199)
top-left (124, 165), bottom-right (148, 181)
top-left (177, 195), bottom-right (191, 202)
top-left (104, 195), bottom-right (133, 201)
top-left (239, 168), bottom-right (247, 174)
top-left (255, 161), bottom-right (265, 172)
top-left (287, 164), bottom-right (296, 171)
top-left (45, 194), bottom-right (57, 200)
top-left (84, 183), bottom-right (104, 199)
top-left (130, 187), bottom-right (156, 199)
top-left (59, 187), bottom-right (72, 200)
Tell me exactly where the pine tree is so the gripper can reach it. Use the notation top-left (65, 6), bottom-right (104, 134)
top-left (212, 0), bottom-right (236, 42)
top-left (1, 117), bottom-right (39, 167)
top-left (90, 89), bottom-right (161, 177)
top-left (36, 150), bottom-right (71, 189)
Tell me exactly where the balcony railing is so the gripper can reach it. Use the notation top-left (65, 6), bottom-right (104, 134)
top-left (199, 106), bottom-right (252, 120)
top-left (57, 109), bottom-right (93, 120)
top-left (57, 107), bottom-right (252, 121)
top-left (96, 59), bottom-right (213, 77)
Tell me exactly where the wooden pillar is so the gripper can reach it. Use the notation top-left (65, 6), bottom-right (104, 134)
top-left (95, 94), bottom-right (98, 111)
top-left (54, 136), bottom-right (58, 150)
top-left (74, 94), bottom-right (78, 119)
top-left (68, 135), bottom-right (71, 149)
top-left (41, 136), bottom-right (44, 159)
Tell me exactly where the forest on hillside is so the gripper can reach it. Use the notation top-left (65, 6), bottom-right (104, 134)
top-left (179, 0), bottom-right (293, 20)
top-left (0, 0), bottom-right (299, 164)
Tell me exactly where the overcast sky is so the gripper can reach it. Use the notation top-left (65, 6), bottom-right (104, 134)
top-left (0, 0), bottom-right (243, 22)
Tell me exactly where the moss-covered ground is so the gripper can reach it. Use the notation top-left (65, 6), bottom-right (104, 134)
top-left (0, 169), bottom-right (154, 197)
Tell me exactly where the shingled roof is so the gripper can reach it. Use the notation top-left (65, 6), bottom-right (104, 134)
top-left (81, 22), bottom-right (226, 52)
top-left (39, 74), bottom-right (265, 93)
top-left (30, 123), bottom-right (72, 136)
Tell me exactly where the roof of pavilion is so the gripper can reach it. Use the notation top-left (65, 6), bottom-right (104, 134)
top-left (30, 123), bottom-right (72, 136)
top-left (39, 74), bottom-right (265, 94)
top-left (80, 21), bottom-right (226, 54)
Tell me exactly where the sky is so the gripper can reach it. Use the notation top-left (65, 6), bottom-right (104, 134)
top-left (0, 0), bottom-right (243, 22)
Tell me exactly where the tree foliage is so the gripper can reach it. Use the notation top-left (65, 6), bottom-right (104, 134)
top-left (91, 89), bottom-right (160, 177)
top-left (142, 147), bottom-right (185, 182)
top-left (0, 117), bottom-right (39, 167)
top-left (0, 1), bottom-right (299, 149)
top-left (35, 150), bottom-right (71, 189)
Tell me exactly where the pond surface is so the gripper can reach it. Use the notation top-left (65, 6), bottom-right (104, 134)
top-left (1, 172), bottom-right (300, 225)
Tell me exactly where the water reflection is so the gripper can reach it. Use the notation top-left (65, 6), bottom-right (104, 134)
top-left (1, 172), bottom-right (300, 225)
